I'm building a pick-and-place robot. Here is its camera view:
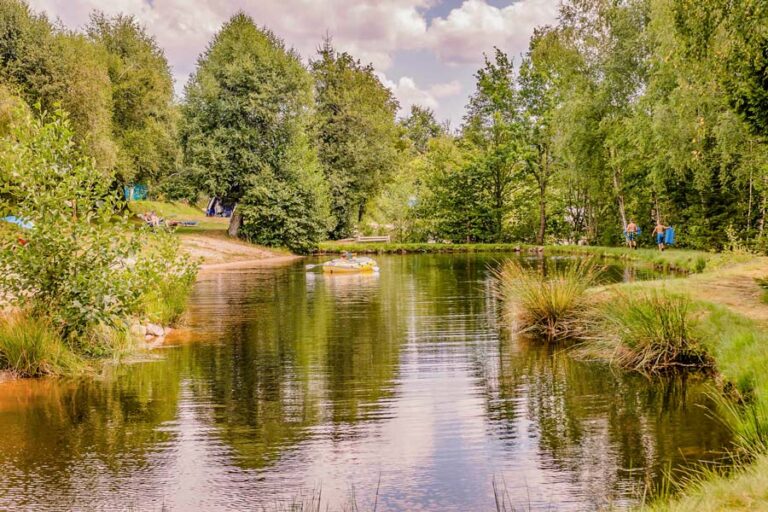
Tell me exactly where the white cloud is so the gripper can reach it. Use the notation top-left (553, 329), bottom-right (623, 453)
top-left (377, 73), bottom-right (463, 116)
top-left (429, 80), bottom-right (462, 98)
top-left (424, 0), bottom-right (559, 64)
top-left (27, 0), bottom-right (557, 124)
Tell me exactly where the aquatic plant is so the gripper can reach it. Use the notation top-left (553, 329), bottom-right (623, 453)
top-left (0, 313), bottom-right (82, 377)
top-left (494, 258), bottom-right (600, 340)
top-left (590, 290), bottom-right (711, 373)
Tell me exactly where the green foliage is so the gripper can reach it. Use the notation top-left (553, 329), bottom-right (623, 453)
top-left (0, 109), bottom-right (139, 340)
top-left (0, 108), bottom-right (197, 356)
top-left (0, 0), bottom-right (117, 170)
top-left (311, 39), bottom-right (401, 238)
top-left (495, 258), bottom-right (599, 339)
top-left (0, 312), bottom-right (83, 377)
top-left (238, 171), bottom-right (327, 254)
top-left (134, 229), bottom-right (198, 325)
top-left (87, 12), bottom-right (179, 185)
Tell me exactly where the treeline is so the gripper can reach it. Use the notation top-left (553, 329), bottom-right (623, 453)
top-left (379, 0), bottom-right (768, 249)
top-left (0, 1), bottom-right (178, 185)
top-left (3, 0), bottom-right (767, 252)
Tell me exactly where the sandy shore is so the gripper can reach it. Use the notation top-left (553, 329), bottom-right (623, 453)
top-left (179, 230), bottom-right (301, 270)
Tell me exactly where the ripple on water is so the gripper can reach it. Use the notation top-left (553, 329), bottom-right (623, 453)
top-left (0, 254), bottom-right (732, 511)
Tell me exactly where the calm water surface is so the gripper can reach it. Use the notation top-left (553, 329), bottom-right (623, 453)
top-left (0, 254), bottom-right (731, 511)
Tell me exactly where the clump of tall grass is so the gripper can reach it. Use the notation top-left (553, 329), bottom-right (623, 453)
top-left (591, 290), bottom-right (712, 373)
top-left (0, 313), bottom-right (82, 377)
top-left (494, 258), bottom-right (600, 340)
top-left (140, 279), bottom-right (193, 326)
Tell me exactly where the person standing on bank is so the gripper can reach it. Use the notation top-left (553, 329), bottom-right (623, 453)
top-left (652, 221), bottom-right (667, 252)
top-left (625, 219), bottom-right (639, 249)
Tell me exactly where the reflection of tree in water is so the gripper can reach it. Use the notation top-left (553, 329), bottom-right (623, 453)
top-left (477, 329), bottom-right (732, 506)
top-left (0, 359), bottom-right (182, 508)
top-left (186, 263), bottom-right (406, 469)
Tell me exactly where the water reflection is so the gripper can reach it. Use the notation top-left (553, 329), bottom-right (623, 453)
top-left (0, 254), bottom-right (728, 511)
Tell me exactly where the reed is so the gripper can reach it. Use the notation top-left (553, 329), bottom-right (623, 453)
top-left (589, 290), bottom-right (711, 373)
top-left (0, 312), bottom-right (83, 377)
top-left (495, 258), bottom-right (600, 340)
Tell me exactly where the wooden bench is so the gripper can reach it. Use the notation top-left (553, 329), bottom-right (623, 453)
top-left (355, 235), bottom-right (391, 243)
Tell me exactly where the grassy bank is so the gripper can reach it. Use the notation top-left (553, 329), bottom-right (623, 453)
top-left (317, 241), bottom-right (536, 254)
top-left (128, 200), bottom-right (229, 231)
top-left (494, 253), bottom-right (768, 508)
top-left (318, 241), bottom-right (742, 274)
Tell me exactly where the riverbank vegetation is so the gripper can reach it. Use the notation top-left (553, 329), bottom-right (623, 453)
top-left (0, 106), bottom-right (197, 377)
top-left (495, 258), bottom-right (599, 339)
top-left (4, 0), bottom-right (767, 255)
top-left (495, 256), bottom-right (768, 507)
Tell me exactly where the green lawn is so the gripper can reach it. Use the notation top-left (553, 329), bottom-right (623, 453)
top-left (128, 200), bottom-right (229, 231)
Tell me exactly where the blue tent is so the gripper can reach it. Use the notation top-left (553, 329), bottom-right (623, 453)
top-left (2, 216), bottom-right (33, 230)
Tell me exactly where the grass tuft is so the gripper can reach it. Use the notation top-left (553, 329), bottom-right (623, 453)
top-left (141, 279), bottom-right (193, 326)
top-left (0, 313), bottom-right (83, 377)
top-left (589, 291), bottom-right (711, 373)
top-left (495, 258), bottom-right (600, 340)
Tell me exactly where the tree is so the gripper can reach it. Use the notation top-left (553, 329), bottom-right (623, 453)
top-left (0, 0), bottom-right (117, 171)
top-left (463, 48), bottom-right (526, 242)
top-left (181, 13), bottom-right (328, 247)
top-left (402, 105), bottom-right (445, 155)
top-left (87, 13), bottom-right (179, 186)
top-left (311, 39), bottom-right (401, 239)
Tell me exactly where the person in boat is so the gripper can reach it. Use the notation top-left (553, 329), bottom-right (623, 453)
top-left (625, 219), bottom-right (638, 249)
top-left (652, 221), bottom-right (668, 252)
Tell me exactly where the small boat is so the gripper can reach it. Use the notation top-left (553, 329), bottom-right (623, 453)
top-left (321, 256), bottom-right (379, 274)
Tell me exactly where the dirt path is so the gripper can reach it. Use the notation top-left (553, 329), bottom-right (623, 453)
top-left (621, 255), bottom-right (768, 323)
top-left (179, 230), bottom-right (301, 269)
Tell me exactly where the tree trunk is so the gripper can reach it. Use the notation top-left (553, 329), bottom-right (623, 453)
top-left (610, 150), bottom-right (627, 231)
top-left (537, 184), bottom-right (546, 245)
top-left (536, 149), bottom-right (548, 245)
top-left (228, 206), bottom-right (242, 238)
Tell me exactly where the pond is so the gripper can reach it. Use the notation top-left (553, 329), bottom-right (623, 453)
top-left (0, 254), bottom-right (731, 511)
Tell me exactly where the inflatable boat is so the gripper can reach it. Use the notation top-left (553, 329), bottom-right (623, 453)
top-left (321, 256), bottom-right (379, 274)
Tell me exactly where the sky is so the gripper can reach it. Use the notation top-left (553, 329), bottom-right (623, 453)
top-left (27, 0), bottom-right (559, 127)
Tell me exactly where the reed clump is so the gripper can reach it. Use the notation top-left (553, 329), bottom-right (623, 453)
top-left (0, 312), bottom-right (83, 377)
top-left (589, 290), bottom-right (712, 373)
top-left (495, 258), bottom-right (600, 340)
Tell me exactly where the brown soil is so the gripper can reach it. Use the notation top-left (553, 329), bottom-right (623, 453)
top-left (179, 230), bottom-right (300, 270)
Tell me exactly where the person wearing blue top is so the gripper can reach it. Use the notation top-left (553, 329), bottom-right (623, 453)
top-left (652, 222), bottom-right (667, 252)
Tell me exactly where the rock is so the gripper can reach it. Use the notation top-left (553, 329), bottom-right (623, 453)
top-left (164, 326), bottom-right (174, 335)
top-left (146, 323), bottom-right (165, 337)
top-left (144, 334), bottom-right (154, 342)
top-left (148, 336), bottom-right (165, 349)
top-left (130, 323), bottom-right (147, 338)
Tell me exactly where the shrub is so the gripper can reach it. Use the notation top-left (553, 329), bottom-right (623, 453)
top-left (238, 171), bottom-right (328, 255)
top-left (495, 258), bottom-right (600, 339)
top-left (134, 229), bottom-right (198, 325)
top-left (594, 290), bottom-right (711, 372)
top-left (0, 313), bottom-right (82, 377)
top-left (0, 108), bottom-right (141, 339)
top-left (0, 108), bottom-right (198, 373)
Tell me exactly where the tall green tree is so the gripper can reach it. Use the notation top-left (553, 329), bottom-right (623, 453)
top-left (181, 13), bottom-right (328, 251)
top-left (0, 0), bottom-right (117, 171)
top-left (402, 105), bottom-right (445, 155)
top-left (87, 13), bottom-right (179, 186)
top-left (311, 40), bottom-right (401, 239)
top-left (462, 48), bottom-right (526, 242)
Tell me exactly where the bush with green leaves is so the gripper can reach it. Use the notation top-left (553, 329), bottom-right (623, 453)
top-left (238, 171), bottom-right (327, 254)
top-left (0, 108), bottom-right (197, 354)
